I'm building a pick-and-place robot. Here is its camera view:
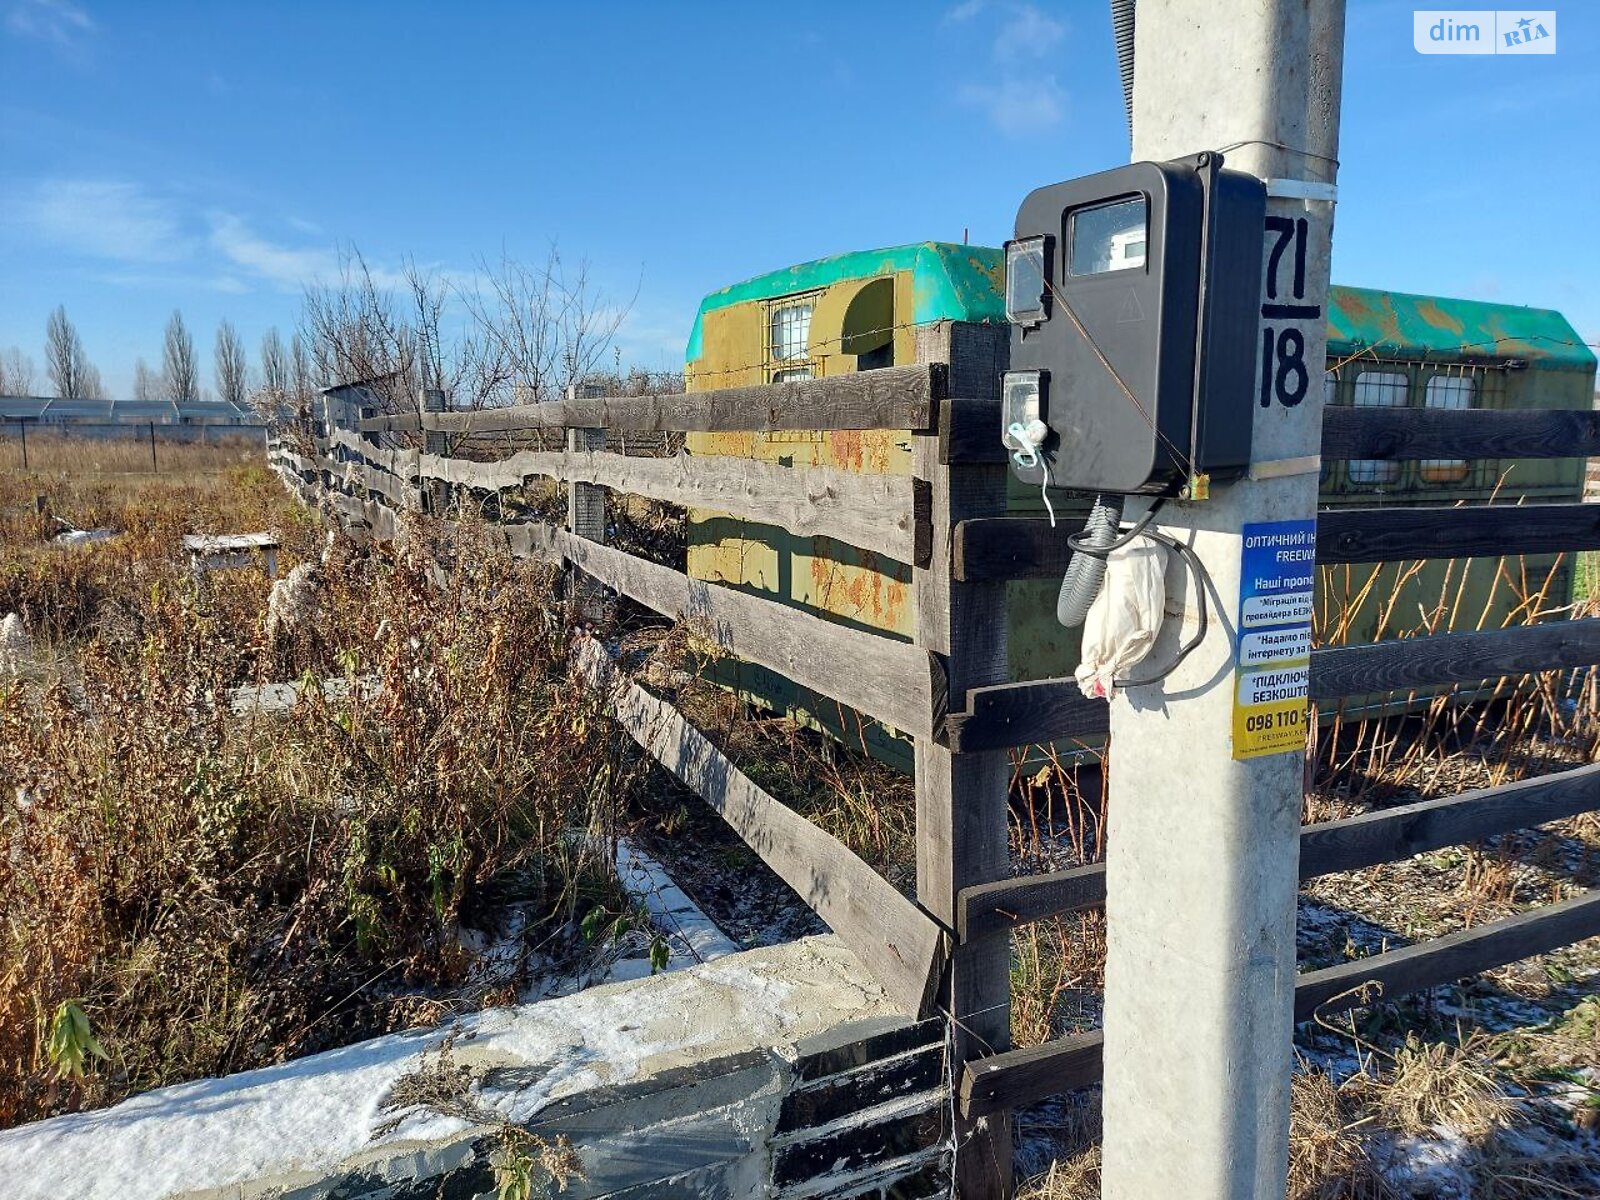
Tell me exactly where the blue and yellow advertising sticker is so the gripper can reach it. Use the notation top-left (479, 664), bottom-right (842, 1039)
top-left (1233, 519), bottom-right (1315, 759)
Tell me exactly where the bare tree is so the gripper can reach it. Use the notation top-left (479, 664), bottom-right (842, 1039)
top-left (290, 329), bottom-right (315, 420)
top-left (300, 249), bottom-right (419, 414)
top-left (0, 348), bottom-right (36, 395)
top-left (79, 362), bottom-right (106, 399)
top-left (214, 319), bottom-right (249, 409)
top-left (163, 310), bottom-right (199, 403)
top-left (133, 357), bottom-right (161, 401)
top-left (299, 243), bottom-right (632, 421)
top-left (463, 246), bottom-right (634, 406)
top-left (246, 327), bottom-right (293, 426)
top-left (45, 306), bottom-right (98, 399)
top-left (260, 327), bottom-right (288, 396)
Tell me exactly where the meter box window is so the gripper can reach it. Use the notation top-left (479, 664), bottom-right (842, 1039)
top-left (1003, 153), bottom-right (1266, 496)
top-left (1069, 196), bottom-right (1147, 276)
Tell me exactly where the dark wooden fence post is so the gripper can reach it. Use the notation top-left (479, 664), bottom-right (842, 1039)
top-left (913, 361), bottom-right (1014, 1195)
top-left (421, 387), bottom-right (448, 514)
top-left (566, 384), bottom-right (608, 621)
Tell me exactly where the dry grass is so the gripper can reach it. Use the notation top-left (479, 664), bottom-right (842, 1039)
top-left (1285, 1069), bottom-right (1399, 1200)
top-left (0, 465), bottom-right (643, 1127)
top-left (1313, 545), bottom-right (1600, 813)
top-left (1374, 1032), bottom-right (1513, 1139)
top-left (1010, 913), bottom-right (1106, 1048)
top-left (1015, 1147), bottom-right (1101, 1200)
top-left (1017, 1033), bottom-right (1595, 1200)
top-left (1, 432), bottom-right (260, 477)
top-left (1010, 540), bottom-right (1600, 1187)
top-left (659, 656), bottom-right (919, 890)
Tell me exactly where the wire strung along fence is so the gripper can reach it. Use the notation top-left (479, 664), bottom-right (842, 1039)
top-left (269, 362), bottom-right (1600, 1198)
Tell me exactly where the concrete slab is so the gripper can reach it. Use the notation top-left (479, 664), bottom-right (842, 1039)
top-left (0, 937), bottom-right (904, 1200)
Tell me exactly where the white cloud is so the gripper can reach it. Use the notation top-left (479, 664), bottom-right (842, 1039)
top-left (11, 179), bottom-right (188, 262)
top-left (94, 270), bottom-right (250, 294)
top-left (947, 4), bottom-right (1069, 134)
top-left (959, 74), bottom-right (1066, 136)
top-left (208, 213), bottom-right (339, 290)
top-left (993, 3), bottom-right (1065, 61)
top-left (1, 177), bottom-right (391, 294)
top-left (5, 0), bottom-right (94, 46)
top-left (613, 307), bottom-right (690, 367)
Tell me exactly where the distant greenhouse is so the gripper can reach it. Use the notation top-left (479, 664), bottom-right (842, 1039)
top-left (0, 394), bottom-right (266, 443)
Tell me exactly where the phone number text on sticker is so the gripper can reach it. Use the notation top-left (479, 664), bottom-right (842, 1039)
top-left (1234, 519), bottom-right (1315, 760)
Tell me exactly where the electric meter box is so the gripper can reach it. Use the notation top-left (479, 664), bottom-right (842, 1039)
top-left (1003, 153), bottom-right (1266, 496)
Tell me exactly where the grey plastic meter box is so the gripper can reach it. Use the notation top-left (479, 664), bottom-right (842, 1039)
top-left (1002, 152), bottom-right (1267, 496)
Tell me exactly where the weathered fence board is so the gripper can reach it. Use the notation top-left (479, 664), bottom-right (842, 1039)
top-left (959, 761), bottom-right (1600, 942)
top-left (269, 444), bottom-right (321, 478)
top-left (359, 366), bottom-right (947, 436)
top-left (560, 533), bottom-right (936, 740)
top-left (354, 462), bottom-right (411, 509)
top-left (329, 426), bottom-right (418, 478)
top-left (948, 620), bottom-right (1600, 750)
top-left (496, 519), bottom-right (563, 563)
top-left (942, 405), bottom-right (1600, 466)
top-left (1310, 618), bottom-right (1600, 700)
top-left (326, 491), bottom-right (400, 542)
top-left (1298, 763), bottom-right (1600, 878)
top-left (960, 1032), bottom-right (1104, 1120)
top-left (945, 676), bottom-right (1110, 752)
top-left (962, 888), bottom-right (1600, 1118)
top-left (939, 398), bottom-right (1005, 466)
top-left (416, 446), bottom-right (923, 564)
top-left (1292, 888), bottom-right (1600, 1019)
top-left (952, 516), bottom-right (1080, 583)
top-left (1321, 406), bottom-right (1600, 462)
top-left (364, 412), bottom-right (423, 434)
top-left (954, 502), bottom-right (1600, 582)
top-left (576, 639), bottom-right (943, 1015)
top-left (1316, 502), bottom-right (1600, 564)
top-left (911, 362), bottom-right (1015, 1193)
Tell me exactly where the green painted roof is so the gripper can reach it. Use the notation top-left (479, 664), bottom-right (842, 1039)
top-left (685, 242), bottom-right (1004, 363)
top-left (1327, 285), bottom-right (1595, 370)
top-left (687, 245), bottom-right (1595, 375)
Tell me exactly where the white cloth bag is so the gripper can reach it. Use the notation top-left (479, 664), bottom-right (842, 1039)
top-left (1074, 539), bottom-right (1169, 700)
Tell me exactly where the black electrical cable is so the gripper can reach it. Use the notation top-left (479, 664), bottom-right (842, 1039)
top-left (1111, 528), bottom-right (1210, 690)
top-left (1065, 496), bottom-right (1166, 559)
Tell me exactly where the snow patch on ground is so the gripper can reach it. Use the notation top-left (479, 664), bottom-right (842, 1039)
top-left (0, 936), bottom-right (891, 1200)
top-left (1375, 1125), bottom-right (1477, 1199)
top-left (615, 836), bottom-right (740, 967)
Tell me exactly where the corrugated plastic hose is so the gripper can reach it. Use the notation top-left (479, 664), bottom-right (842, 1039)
top-left (1111, 0), bottom-right (1136, 144)
top-left (1057, 493), bottom-right (1125, 628)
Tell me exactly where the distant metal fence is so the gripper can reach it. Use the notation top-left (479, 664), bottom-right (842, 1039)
top-left (2, 420), bottom-right (267, 472)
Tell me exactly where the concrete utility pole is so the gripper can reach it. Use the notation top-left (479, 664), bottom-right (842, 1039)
top-left (1099, 4), bottom-right (1345, 1200)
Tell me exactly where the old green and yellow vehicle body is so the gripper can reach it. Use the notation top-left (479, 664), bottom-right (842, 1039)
top-left (684, 245), bottom-right (1597, 765)
top-left (1319, 286), bottom-right (1595, 713)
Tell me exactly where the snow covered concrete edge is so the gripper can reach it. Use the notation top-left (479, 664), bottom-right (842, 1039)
top-left (0, 936), bottom-right (938, 1200)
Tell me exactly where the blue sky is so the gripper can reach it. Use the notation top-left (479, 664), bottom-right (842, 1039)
top-left (1, 0), bottom-right (1595, 398)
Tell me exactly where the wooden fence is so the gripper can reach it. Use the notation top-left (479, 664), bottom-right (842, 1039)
top-left (270, 365), bottom-right (1600, 1198)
